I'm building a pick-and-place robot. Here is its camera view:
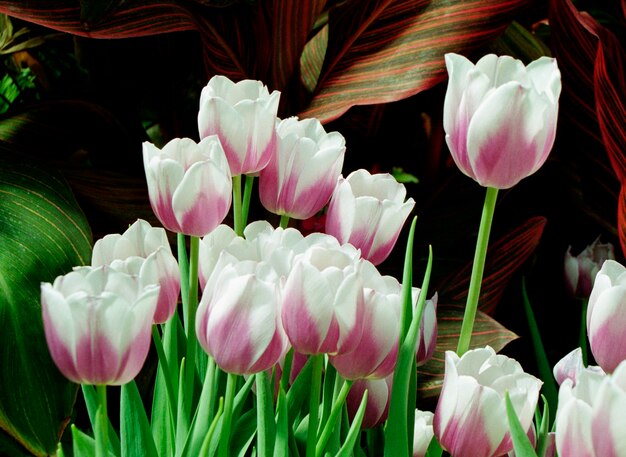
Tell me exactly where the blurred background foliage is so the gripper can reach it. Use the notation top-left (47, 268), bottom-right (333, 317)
top-left (0, 0), bottom-right (624, 454)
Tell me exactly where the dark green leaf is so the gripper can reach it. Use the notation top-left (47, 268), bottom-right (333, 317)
top-left (120, 381), bottom-right (158, 457)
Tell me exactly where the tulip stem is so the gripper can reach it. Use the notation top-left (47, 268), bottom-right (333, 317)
top-left (218, 372), bottom-right (238, 457)
top-left (306, 354), bottom-right (324, 457)
top-left (580, 298), bottom-right (589, 366)
top-left (95, 385), bottom-right (108, 457)
top-left (280, 214), bottom-right (290, 229)
top-left (456, 186), bottom-right (498, 356)
top-left (152, 325), bottom-right (177, 423)
top-left (177, 233), bottom-right (190, 328)
top-left (184, 236), bottom-right (200, 420)
top-left (233, 175), bottom-right (243, 236)
top-left (315, 378), bottom-right (353, 457)
top-left (242, 175), bottom-right (255, 228)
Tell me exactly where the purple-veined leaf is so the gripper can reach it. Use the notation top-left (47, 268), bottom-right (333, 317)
top-left (301, 23), bottom-right (328, 93)
top-left (270, 0), bottom-right (327, 91)
top-left (0, 155), bottom-right (92, 455)
top-left (437, 216), bottom-right (547, 316)
top-left (299, 0), bottom-right (531, 123)
top-left (416, 304), bottom-right (518, 400)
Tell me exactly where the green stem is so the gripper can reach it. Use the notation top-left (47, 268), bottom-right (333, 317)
top-left (306, 354), bottom-right (324, 457)
top-left (217, 373), bottom-right (238, 457)
top-left (242, 175), bottom-right (255, 228)
top-left (255, 370), bottom-right (275, 457)
top-left (580, 298), bottom-right (589, 367)
top-left (95, 385), bottom-right (108, 457)
top-left (280, 214), bottom-right (290, 229)
top-left (184, 236), bottom-right (200, 420)
top-left (315, 379), bottom-right (353, 457)
top-left (152, 325), bottom-right (177, 423)
top-left (456, 186), bottom-right (499, 355)
top-left (233, 175), bottom-right (243, 236)
top-left (281, 348), bottom-right (294, 391)
top-left (177, 233), bottom-right (190, 327)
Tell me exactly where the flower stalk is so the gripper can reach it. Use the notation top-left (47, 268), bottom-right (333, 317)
top-left (456, 186), bottom-right (498, 355)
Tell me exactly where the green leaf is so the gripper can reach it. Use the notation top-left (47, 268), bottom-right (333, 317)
top-left (425, 435), bottom-right (443, 457)
top-left (120, 381), bottom-right (158, 457)
top-left (505, 391), bottom-right (538, 457)
top-left (72, 424), bottom-right (116, 457)
top-left (335, 390), bottom-right (367, 457)
top-left (488, 20), bottom-right (551, 62)
top-left (0, 154), bottom-right (92, 455)
top-left (82, 385), bottom-right (121, 456)
top-left (273, 386), bottom-right (289, 457)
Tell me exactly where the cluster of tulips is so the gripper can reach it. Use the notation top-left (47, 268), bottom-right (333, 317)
top-left (38, 50), bottom-right (626, 457)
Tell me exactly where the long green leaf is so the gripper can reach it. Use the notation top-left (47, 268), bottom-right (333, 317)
top-left (335, 390), bottom-right (367, 457)
top-left (0, 155), bottom-right (92, 455)
top-left (505, 392), bottom-right (538, 457)
top-left (120, 381), bottom-right (159, 457)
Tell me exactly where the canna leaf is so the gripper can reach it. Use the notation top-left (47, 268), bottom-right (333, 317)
top-left (299, 0), bottom-right (531, 123)
top-left (0, 154), bottom-right (92, 455)
top-left (438, 216), bottom-right (547, 315)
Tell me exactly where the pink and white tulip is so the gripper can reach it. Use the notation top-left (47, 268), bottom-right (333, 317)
top-left (565, 237), bottom-right (615, 298)
top-left (587, 259), bottom-right (626, 372)
top-left (198, 76), bottom-right (280, 176)
top-left (434, 346), bottom-right (542, 457)
top-left (196, 260), bottom-right (289, 375)
top-left (346, 376), bottom-right (392, 429)
top-left (443, 53), bottom-right (561, 189)
top-left (416, 292), bottom-right (438, 367)
top-left (41, 266), bottom-right (159, 385)
top-left (325, 169), bottom-right (415, 265)
top-left (92, 219), bottom-right (179, 324)
top-left (413, 409), bottom-right (435, 457)
top-left (281, 243), bottom-right (364, 355)
top-left (259, 116), bottom-right (345, 219)
top-left (143, 137), bottom-right (232, 237)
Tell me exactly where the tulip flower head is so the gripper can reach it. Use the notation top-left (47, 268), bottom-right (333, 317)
top-left (198, 75), bottom-right (280, 176)
top-left (143, 137), bottom-right (232, 237)
top-left (587, 259), bottom-right (626, 373)
top-left (564, 237), bottom-right (615, 298)
top-left (346, 376), bottom-right (392, 429)
top-left (281, 243), bottom-right (364, 355)
top-left (259, 116), bottom-right (346, 219)
top-left (434, 346), bottom-right (542, 457)
top-left (443, 53), bottom-right (561, 189)
top-left (196, 260), bottom-right (289, 375)
top-left (413, 409), bottom-right (435, 457)
top-left (325, 169), bottom-right (415, 265)
top-left (92, 219), bottom-right (180, 324)
top-left (41, 266), bottom-right (159, 385)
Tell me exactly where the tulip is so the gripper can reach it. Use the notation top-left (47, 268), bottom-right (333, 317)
top-left (41, 266), bottom-right (159, 385)
top-left (92, 219), bottom-right (180, 324)
top-left (590, 360), bottom-right (626, 456)
top-left (416, 292), bottom-right (438, 367)
top-left (259, 116), bottom-right (345, 219)
top-left (554, 364), bottom-right (607, 457)
top-left (564, 237), bottom-right (615, 298)
top-left (281, 243), bottom-right (364, 355)
top-left (346, 376), bottom-right (392, 429)
top-left (198, 76), bottom-right (280, 176)
top-left (434, 346), bottom-right (542, 457)
top-left (198, 224), bottom-right (240, 290)
top-left (587, 259), bottom-right (626, 372)
top-left (443, 53), bottom-right (561, 189)
top-left (553, 348), bottom-right (585, 386)
top-left (325, 169), bottom-right (415, 265)
top-left (413, 409), bottom-right (435, 457)
top-left (195, 260), bottom-right (289, 375)
top-left (143, 136), bottom-right (232, 237)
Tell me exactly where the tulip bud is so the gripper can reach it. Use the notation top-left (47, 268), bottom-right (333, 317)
top-left (325, 169), bottom-right (415, 265)
top-left (413, 409), bottom-right (435, 457)
top-left (443, 53), bottom-right (561, 189)
top-left (198, 76), bottom-right (280, 176)
top-left (434, 346), bottom-right (542, 457)
top-left (346, 376), bottom-right (392, 429)
top-left (587, 259), bottom-right (626, 372)
top-left (564, 237), bottom-right (615, 298)
top-left (41, 266), bottom-right (159, 385)
top-left (417, 292), bottom-right (438, 366)
top-left (92, 219), bottom-right (180, 324)
top-left (259, 116), bottom-right (345, 219)
top-left (143, 137), bottom-right (232, 237)
top-left (195, 260), bottom-right (289, 375)
top-left (281, 243), bottom-right (364, 355)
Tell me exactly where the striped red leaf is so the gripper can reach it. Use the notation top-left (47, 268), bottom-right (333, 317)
top-left (437, 216), bottom-right (547, 315)
top-left (298, 0), bottom-right (531, 123)
top-left (416, 304), bottom-right (518, 400)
